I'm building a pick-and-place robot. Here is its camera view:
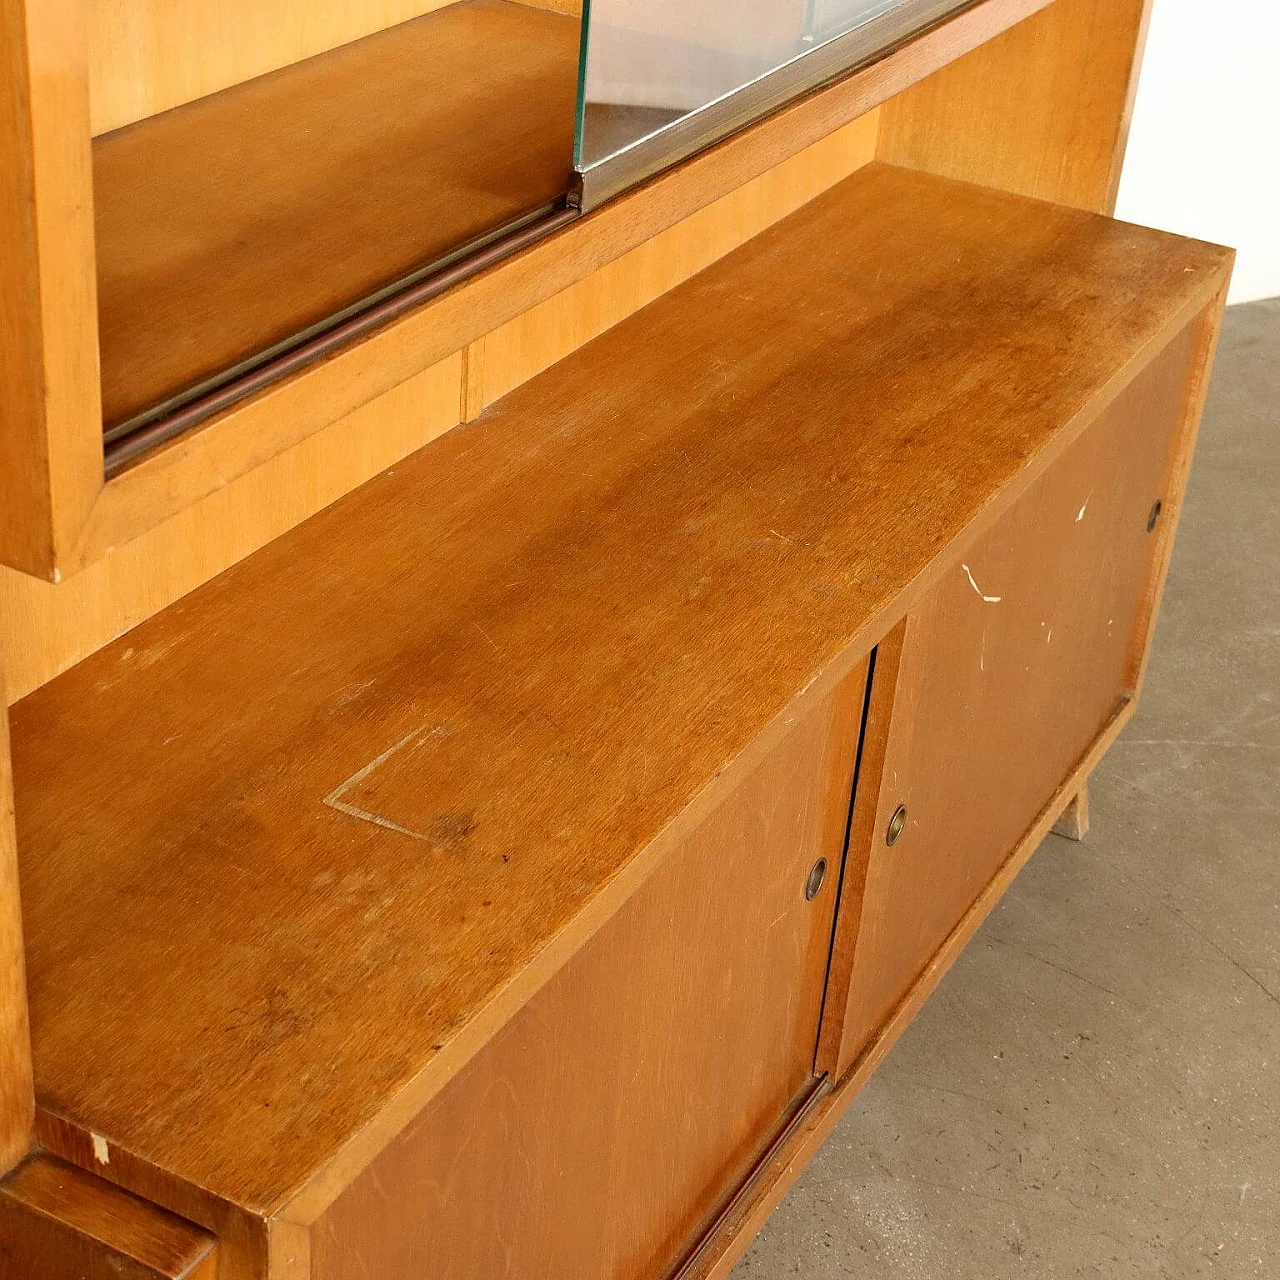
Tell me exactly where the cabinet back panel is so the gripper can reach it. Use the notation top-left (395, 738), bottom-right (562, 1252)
top-left (89, 0), bottom-right (469, 134)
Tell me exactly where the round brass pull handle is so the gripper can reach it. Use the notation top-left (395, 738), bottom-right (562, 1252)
top-left (886, 804), bottom-right (908, 846)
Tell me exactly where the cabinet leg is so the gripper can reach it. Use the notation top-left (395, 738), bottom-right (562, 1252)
top-left (1052, 781), bottom-right (1090, 841)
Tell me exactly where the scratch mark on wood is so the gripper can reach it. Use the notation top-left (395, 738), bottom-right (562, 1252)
top-left (92, 1133), bottom-right (110, 1165)
top-left (324, 728), bottom-right (441, 842)
top-left (472, 623), bottom-right (503, 656)
top-left (962, 563), bottom-right (1002, 603)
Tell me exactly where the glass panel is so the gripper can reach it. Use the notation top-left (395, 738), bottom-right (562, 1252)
top-left (97, 0), bottom-right (584, 466)
top-left (575, 0), bottom-right (969, 205)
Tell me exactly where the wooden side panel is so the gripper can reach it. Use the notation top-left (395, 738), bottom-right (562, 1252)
top-left (877, 0), bottom-right (1152, 213)
top-left (0, 1154), bottom-right (217, 1280)
top-left (309, 666), bottom-right (868, 1280)
top-left (832, 324), bottom-right (1196, 1068)
top-left (1126, 286), bottom-right (1231, 698)
top-left (0, 685), bottom-right (32, 1174)
top-left (0, 0), bottom-right (102, 579)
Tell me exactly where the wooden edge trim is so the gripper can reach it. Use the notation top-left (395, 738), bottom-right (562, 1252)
top-left (1102, 0), bottom-right (1159, 216)
top-left (1125, 281), bottom-right (1232, 700)
top-left (270, 268), bottom-right (1226, 1225)
top-left (682, 698), bottom-right (1140, 1280)
top-left (0, 1152), bottom-right (218, 1278)
top-left (267, 1216), bottom-right (311, 1280)
top-left (0, 0), bottom-right (102, 582)
top-left (0, 680), bottom-right (33, 1174)
top-left (814, 619), bottom-right (909, 1078)
top-left (66, 0), bottom-right (1056, 572)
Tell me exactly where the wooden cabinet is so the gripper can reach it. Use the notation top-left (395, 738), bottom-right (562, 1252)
top-left (832, 324), bottom-right (1199, 1068)
top-left (0, 2), bottom-right (1234, 1274)
top-left (311, 666), bottom-right (866, 1280)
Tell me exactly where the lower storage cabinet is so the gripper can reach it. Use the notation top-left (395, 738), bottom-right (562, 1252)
top-left (831, 323), bottom-right (1200, 1067)
top-left (7, 163), bottom-right (1229, 1279)
top-left (310, 665), bottom-right (869, 1280)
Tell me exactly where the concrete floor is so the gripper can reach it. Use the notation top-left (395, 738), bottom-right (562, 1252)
top-left (733, 297), bottom-right (1280, 1279)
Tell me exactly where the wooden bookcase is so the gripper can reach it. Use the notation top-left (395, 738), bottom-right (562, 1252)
top-left (0, 1), bottom-right (1231, 1277)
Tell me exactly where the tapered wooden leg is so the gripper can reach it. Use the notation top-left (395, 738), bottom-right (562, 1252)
top-left (1052, 781), bottom-right (1090, 841)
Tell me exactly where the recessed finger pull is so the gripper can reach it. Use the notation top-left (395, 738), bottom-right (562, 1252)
top-left (886, 804), bottom-right (908, 846)
top-left (805, 857), bottom-right (828, 901)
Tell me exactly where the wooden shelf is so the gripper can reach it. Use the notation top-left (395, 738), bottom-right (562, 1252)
top-left (13, 165), bottom-right (1229, 1218)
top-left (94, 0), bottom-right (581, 439)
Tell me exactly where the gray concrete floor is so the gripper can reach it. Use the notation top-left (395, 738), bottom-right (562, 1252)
top-left (733, 298), bottom-right (1280, 1279)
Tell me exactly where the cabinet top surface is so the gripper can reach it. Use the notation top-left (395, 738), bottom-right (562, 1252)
top-left (12, 164), bottom-right (1229, 1216)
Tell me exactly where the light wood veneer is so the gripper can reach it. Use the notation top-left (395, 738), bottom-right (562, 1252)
top-left (94, 0), bottom-right (580, 436)
top-left (11, 167), bottom-right (1229, 1240)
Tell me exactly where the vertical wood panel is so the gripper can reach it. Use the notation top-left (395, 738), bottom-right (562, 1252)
top-left (89, 0), bottom-right (467, 135)
top-left (0, 0), bottom-right (102, 579)
top-left (1126, 287), bottom-right (1230, 697)
top-left (877, 0), bottom-right (1153, 213)
top-left (0, 682), bottom-right (33, 1175)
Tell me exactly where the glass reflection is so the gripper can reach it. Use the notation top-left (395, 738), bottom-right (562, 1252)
top-left (576, 0), bottom-right (967, 196)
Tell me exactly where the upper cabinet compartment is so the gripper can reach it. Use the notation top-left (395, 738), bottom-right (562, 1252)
top-left (575, 0), bottom-right (968, 206)
top-left (95, 0), bottom-right (583, 460)
top-left (0, 0), bottom-right (1153, 585)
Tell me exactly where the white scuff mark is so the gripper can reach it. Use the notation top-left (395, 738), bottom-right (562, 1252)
top-left (962, 563), bottom-right (1002, 603)
top-left (1047, 629), bottom-right (1053, 644)
top-left (324, 727), bottom-right (441, 841)
top-left (92, 1133), bottom-right (110, 1165)
top-left (1077, 492), bottom-right (1093, 522)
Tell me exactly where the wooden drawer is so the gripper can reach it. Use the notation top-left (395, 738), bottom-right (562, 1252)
top-left (833, 323), bottom-right (1198, 1065)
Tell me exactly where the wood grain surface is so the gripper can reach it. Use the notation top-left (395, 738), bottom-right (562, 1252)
top-left (0, 114), bottom-right (876, 704)
top-left (0, 0), bottom-right (102, 579)
top-left (0, 1153), bottom-right (217, 1279)
top-left (94, 0), bottom-right (580, 431)
top-left (835, 327), bottom-right (1195, 1067)
top-left (11, 165), bottom-right (1230, 1220)
top-left (89, 0), bottom-right (460, 135)
top-left (879, 0), bottom-right (1153, 214)
top-left (61, 0), bottom-right (1055, 582)
top-left (311, 666), bottom-right (865, 1280)
top-left (0, 685), bottom-right (32, 1174)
